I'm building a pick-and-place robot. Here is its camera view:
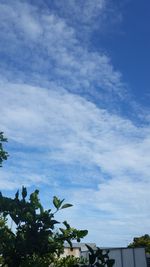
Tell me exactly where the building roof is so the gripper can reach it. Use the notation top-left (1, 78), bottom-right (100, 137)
top-left (64, 243), bottom-right (96, 252)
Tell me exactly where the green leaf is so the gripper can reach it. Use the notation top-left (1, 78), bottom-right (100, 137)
top-left (10, 214), bottom-right (20, 225)
top-left (15, 190), bottom-right (19, 200)
top-left (66, 239), bottom-right (73, 249)
top-left (63, 221), bottom-right (70, 229)
top-left (30, 190), bottom-right (39, 202)
top-left (22, 187), bottom-right (27, 199)
top-left (61, 204), bottom-right (73, 209)
top-left (53, 196), bottom-right (61, 210)
top-left (89, 253), bottom-right (96, 265)
top-left (59, 228), bottom-right (65, 234)
top-left (77, 230), bottom-right (88, 238)
top-left (86, 244), bottom-right (95, 255)
top-left (60, 199), bottom-right (65, 206)
top-left (95, 263), bottom-right (104, 267)
top-left (50, 220), bottom-right (60, 225)
top-left (106, 259), bottom-right (115, 267)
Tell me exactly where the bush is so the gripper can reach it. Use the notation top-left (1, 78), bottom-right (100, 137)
top-left (53, 245), bottom-right (115, 267)
top-left (0, 188), bottom-right (87, 267)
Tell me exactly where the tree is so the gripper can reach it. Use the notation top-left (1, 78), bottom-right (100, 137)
top-left (128, 234), bottom-right (150, 254)
top-left (0, 132), bottom-right (9, 167)
top-left (0, 188), bottom-right (88, 267)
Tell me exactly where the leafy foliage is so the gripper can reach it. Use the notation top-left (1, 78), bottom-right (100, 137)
top-left (53, 196), bottom-right (73, 211)
top-left (52, 245), bottom-right (115, 267)
top-left (53, 255), bottom-right (87, 267)
top-left (128, 234), bottom-right (150, 254)
top-left (85, 245), bottom-right (115, 267)
top-left (0, 188), bottom-right (88, 267)
top-left (0, 132), bottom-right (9, 167)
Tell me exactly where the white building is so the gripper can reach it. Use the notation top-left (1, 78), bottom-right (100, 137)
top-left (63, 243), bottom-right (148, 267)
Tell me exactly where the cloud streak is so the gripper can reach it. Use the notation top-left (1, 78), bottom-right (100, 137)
top-left (0, 82), bottom-right (150, 184)
top-left (0, 0), bottom-right (125, 105)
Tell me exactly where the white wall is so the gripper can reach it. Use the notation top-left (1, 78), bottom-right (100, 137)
top-left (108, 248), bottom-right (147, 267)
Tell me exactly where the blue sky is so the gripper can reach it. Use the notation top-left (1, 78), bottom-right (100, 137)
top-left (0, 0), bottom-right (150, 247)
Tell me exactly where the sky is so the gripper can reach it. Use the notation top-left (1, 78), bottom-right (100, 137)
top-left (0, 0), bottom-right (150, 247)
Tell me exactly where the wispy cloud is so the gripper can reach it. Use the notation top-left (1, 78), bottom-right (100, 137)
top-left (0, 0), bottom-right (150, 247)
top-left (46, 0), bottom-right (106, 34)
top-left (0, 168), bottom-right (50, 190)
top-left (0, 82), bottom-right (150, 183)
top-left (34, 0), bottom-right (122, 41)
top-left (0, 0), bottom-right (125, 104)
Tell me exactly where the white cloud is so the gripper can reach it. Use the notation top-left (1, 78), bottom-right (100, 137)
top-left (50, 0), bottom-right (106, 27)
top-left (46, 0), bottom-right (122, 40)
top-left (0, 167), bottom-right (51, 190)
top-left (0, 0), bottom-right (150, 247)
top-left (0, 1), bottom-right (42, 40)
top-left (0, 82), bottom-right (150, 184)
top-left (0, 0), bottom-right (125, 101)
top-left (55, 177), bottom-right (150, 246)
